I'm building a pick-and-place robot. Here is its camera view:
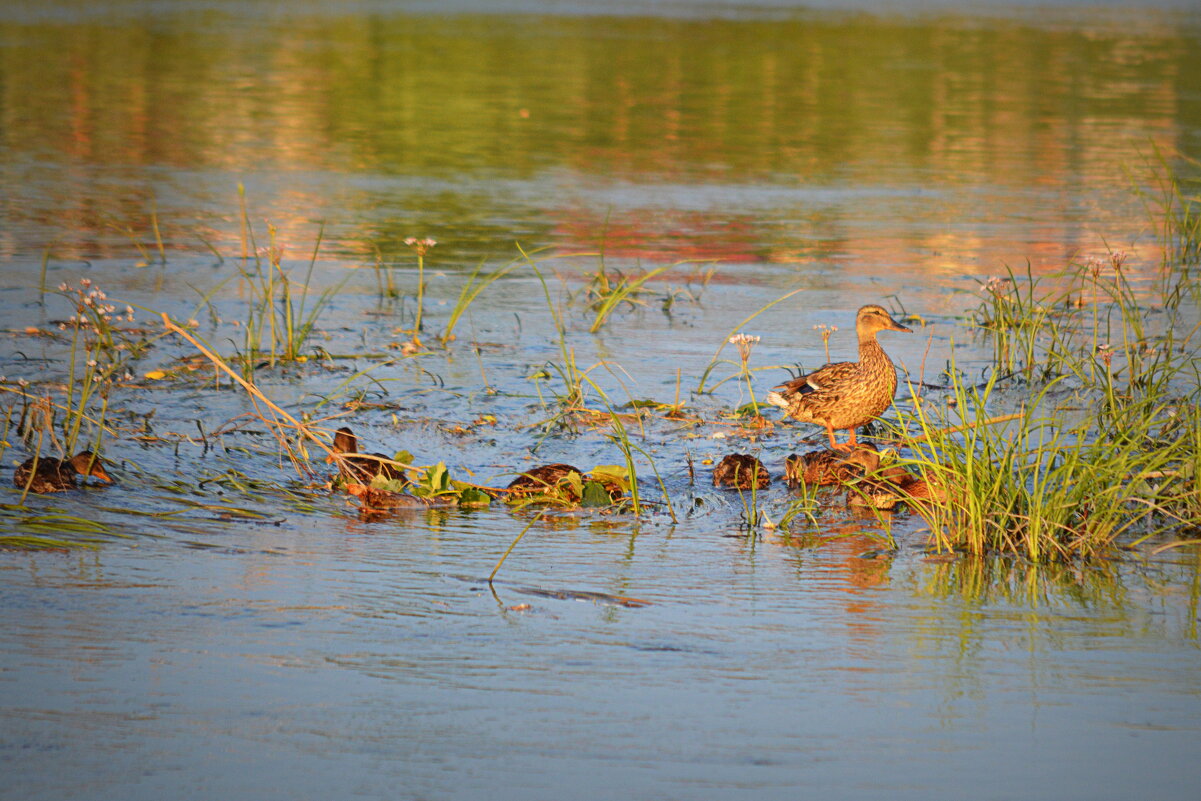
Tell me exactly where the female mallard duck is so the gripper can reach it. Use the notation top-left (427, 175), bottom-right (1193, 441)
top-left (325, 426), bottom-right (406, 485)
top-left (783, 444), bottom-right (881, 487)
top-left (13, 451), bottom-right (113, 493)
top-left (712, 453), bottom-right (770, 490)
top-left (766, 304), bottom-right (911, 451)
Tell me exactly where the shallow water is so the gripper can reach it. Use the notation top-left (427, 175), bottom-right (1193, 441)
top-left (2, 1), bottom-right (1201, 799)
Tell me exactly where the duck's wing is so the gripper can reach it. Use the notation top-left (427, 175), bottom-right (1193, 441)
top-left (772, 360), bottom-right (859, 398)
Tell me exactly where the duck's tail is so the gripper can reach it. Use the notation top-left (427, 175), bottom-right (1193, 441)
top-left (764, 390), bottom-right (790, 410)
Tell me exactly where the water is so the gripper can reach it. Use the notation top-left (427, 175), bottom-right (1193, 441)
top-left (2, 1), bottom-right (1201, 799)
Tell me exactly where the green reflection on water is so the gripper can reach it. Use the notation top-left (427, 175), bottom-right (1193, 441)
top-left (1, 5), bottom-right (1199, 261)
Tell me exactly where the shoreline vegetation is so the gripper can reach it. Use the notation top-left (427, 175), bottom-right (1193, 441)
top-left (2, 168), bottom-right (1199, 565)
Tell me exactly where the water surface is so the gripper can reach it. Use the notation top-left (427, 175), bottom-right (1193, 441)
top-left (2, 1), bottom-right (1201, 799)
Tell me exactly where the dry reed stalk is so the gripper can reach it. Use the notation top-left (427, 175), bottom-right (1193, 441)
top-left (162, 314), bottom-right (334, 476)
top-left (905, 412), bottom-right (1027, 444)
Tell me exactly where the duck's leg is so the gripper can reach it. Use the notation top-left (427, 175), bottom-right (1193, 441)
top-left (830, 427), bottom-right (857, 452)
top-left (827, 426), bottom-right (849, 451)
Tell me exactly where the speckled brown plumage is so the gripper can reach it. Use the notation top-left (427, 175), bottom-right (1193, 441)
top-left (766, 304), bottom-right (911, 450)
top-left (348, 483), bottom-right (450, 511)
top-left (846, 465), bottom-right (946, 510)
top-left (712, 454), bottom-right (770, 490)
top-left (326, 426), bottom-right (406, 485)
top-left (783, 445), bottom-right (881, 487)
top-left (13, 451), bottom-right (112, 493)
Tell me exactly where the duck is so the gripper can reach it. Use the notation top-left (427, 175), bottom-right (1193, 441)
top-left (347, 483), bottom-right (451, 511)
top-left (13, 451), bottom-right (113, 493)
top-left (325, 426), bottom-right (406, 485)
top-left (505, 464), bottom-right (585, 500)
top-left (846, 478), bottom-right (907, 511)
top-left (766, 304), bottom-right (911, 451)
top-left (784, 444), bottom-right (881, 487)
top-left (712, 453), bottom-right (770, 490)
top-left (846, 464), bottom-right (946, 511)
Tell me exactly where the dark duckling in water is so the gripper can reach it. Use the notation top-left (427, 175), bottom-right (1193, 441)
top-left (13, 451), bottom-right (113, 493)
top-left (506, 464), bottom-right (585, 499)
top-left (766, 304), bottom-right (911, 451)
top-left (326, 426), bottom-right (406, 485)
top-left (712, 454), bottom-right (770, 490)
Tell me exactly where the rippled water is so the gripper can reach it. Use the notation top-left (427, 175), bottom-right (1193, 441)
top-left (2, 1), bottom-right (1201, 798)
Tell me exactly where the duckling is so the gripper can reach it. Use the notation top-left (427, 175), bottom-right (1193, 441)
top-left (847, 465), bottom-right (946, 510)
top-left (766, 304), bottom-right (911, 451)
top-left (505, 464), bottom-right (584, 500)
top-left (712, 453), bottom-right (770, 490)
top-left (888, 470), bottom-right (947, 506)
top-left (13, 451), bottom-right (113, 493)
top-left (784, 444), bottom-right (882, 486)
top-left (325, 426), bottom-right (406, 485)
top-left (347, 483), bottom-right (451, 511)
top-left (846, 478), bottom-right (906, 511)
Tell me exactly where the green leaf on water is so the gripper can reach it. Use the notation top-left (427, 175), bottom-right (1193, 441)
top-left (457, 487), bottom-right (492, 507)
top-left (589, 464), bottom-right (629, 490)
top-left (581, 481), bottom-right (611, 507)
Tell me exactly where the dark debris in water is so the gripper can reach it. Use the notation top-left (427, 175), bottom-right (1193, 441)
top-left (511, 586), bottom-right (652, 608)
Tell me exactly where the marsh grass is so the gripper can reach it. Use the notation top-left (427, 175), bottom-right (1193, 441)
top-left (587, 262), bottom-right (672, 333)
top-left (45, 280), bottom-right (152, 455)
top-left (1134, 147), bottom-right (1201, 270)
top-left (521, 246), bottom-right (591, 412)
top-left (235, 223), bottom-right (342, 373)
top-left (441, 256), bottom-right (519, 345)
top-left (892, 241), bottom-right (1201, 561)
top-left (895, 376), bottom-right (1182, 561)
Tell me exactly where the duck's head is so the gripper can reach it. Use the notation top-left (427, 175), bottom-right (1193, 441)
top-left (326, 427), bottom-right (359, 463)
top-left (841, 444), bottom-right (882, 473)
top-left (856, 305), bottom-right (912, 336)
top-left (69, 451), bottom-right (113, 483)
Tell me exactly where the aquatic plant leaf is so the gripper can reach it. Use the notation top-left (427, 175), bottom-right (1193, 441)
top-left (581, 481), bottom-right (611, 507)
top-left (422, 462), bottom-right (450, 492)
top-left (370, 474), bottom-right (408, 493)
top-left (623, 399), bottom-right (670, 410)
top-left (457, 487), bottom-right (492, 507)
top-left (589, 464), bottom-right (629, 489)
top-left (564, 470), bottom-right (584, 499)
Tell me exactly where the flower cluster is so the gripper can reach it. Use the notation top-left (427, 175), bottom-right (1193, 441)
top-left (981, 276), bottom-right (1011, 297)
top-left (57, 280), bottom-right (135, 332)
top-left (404, 237), bottom-right (437, 257)
top-left (1085, 251), bottom-right (1128, 279)
top-left (728, 332), bottom-right (760, 363)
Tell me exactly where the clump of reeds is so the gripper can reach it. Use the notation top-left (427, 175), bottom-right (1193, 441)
top-left (235, 222), bottom-right (341, 375)
top-left (894, 234), bottom-right (1201, 561)
top-left (31, 279), bottom-right (151, 456)
top-left (897, 373), bottom-right (1186, 562)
